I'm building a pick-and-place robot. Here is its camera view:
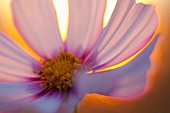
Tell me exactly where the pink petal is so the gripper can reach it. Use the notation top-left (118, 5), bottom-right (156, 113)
top-left (65, 0), bottom-right (106, 58)
top-left (11, 0), bottom-right (63, 58)
top-left (84, 0), bottom-right (135, 63)
top-left (95, 4), bottom-right (158, 69)
top-left (84, 2), bottom-right (158, 70)
top-left (0, 34), bottom-right (41, 82)
top-left (0, 81), bottom-right (44, 111)
top-left (75, 35), bottom-right (159, 98)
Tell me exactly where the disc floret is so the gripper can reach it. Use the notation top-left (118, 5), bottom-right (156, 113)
top-left (35, 51), bottom-right (82, 91)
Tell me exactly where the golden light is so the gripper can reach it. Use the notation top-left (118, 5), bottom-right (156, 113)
top-left (136, 0), bottom-right (158, 4)
top-left (53, 0), bottom-right (69, 41)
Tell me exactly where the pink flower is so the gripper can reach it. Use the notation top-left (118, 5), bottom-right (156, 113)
top-left (0, 0), bottom-right (159, 113)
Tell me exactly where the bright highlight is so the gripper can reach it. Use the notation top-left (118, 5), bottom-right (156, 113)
top-left (103, 0), bottom-right (117, 28)
top-left (53, 0), bottom-right (69, 41)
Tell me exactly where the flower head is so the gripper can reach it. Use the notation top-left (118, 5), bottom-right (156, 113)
top-left (0, 0), bottom-right (159, 113)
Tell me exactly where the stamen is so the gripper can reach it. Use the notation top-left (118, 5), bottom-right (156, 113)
top-left (34, 51), bottom-right (82, 91)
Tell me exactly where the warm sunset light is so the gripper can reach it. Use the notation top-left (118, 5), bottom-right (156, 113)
top-left (0, 0), bottom-right (168, 113)
top-left (136, 0), bottom-right (157, 4)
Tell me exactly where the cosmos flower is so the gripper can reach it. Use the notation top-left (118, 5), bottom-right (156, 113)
top-left (0, 0), bottom-right (159, 113)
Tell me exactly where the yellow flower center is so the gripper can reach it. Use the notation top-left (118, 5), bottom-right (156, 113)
top-left (35, 51), bottom-right (82, 91)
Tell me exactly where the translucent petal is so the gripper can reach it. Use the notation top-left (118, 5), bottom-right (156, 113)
top-left (65, 0), bottom-right (106, 58)
top-left (93, 4), bottom-right (158, 69)
top-left (84, 1), bottom-right (158, 70)
top-left (84, 0), bottom-right (135, 63)
top-left (11, 0), bottom-right (63, 58)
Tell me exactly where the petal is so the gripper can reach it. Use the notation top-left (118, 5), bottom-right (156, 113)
top-left (85, 2), bottom-right (158, 70)
top-left (0, 81), bottom-right (44, 111)
top-left (0, 33), bottom-right (42, 82)
top-left (65, 0), bottom-right (106, 58)
top-left (25, 91), bottom-right (63, 113)
top-left (84, 0), bottom-right (135, 63)
top-left (75, 35), bottom-right (159, 98)
top-left (11, 0), bottom-right (63, 58)
top-left (59, 93), bottom-right (80, 113)
top-left (94, 4), bottom-right (158, 69)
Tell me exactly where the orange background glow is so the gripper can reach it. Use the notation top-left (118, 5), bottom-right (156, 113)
top-left (0, 0), bottom-right (170, 113)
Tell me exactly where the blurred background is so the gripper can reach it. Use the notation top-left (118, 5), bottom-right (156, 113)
top-left (0, 0), bottom-right (169, 113)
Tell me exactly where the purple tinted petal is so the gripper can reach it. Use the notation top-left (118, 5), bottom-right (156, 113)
top-left (0, 81), bottom-right (44, 111)
top-left (11, 0), bottom-right (63, 58)
top-left (109, 70), bottom-right (147, 97)
top-left (75, 71), bottom-right (115, 96)
top-left (26, 91), bottom-right (63, 113)
top-left (65, 0), bottom-right (106, 58)
top-left (84, 0), bottom-right (135, 63)
top-left (0, 34), bottom-right (42, 81)
top-left (59, 93), bottom-right (80, 113)
top-left (92, 4), bottom-right (158, 69)
top-left (75, 35), bottom-right (159, 98)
